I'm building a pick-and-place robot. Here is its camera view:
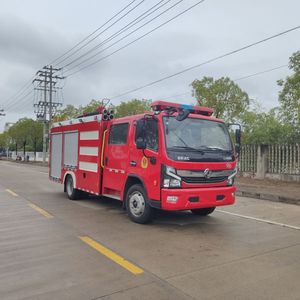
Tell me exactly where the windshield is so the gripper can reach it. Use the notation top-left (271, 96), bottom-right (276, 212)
top-left (163, 116), bottom-right (233, 162)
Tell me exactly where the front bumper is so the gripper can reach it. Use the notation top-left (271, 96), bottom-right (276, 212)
top-left (161, 186), bottom-right (236, 210)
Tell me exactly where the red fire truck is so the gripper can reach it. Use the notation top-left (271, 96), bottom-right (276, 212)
top-left (49, 101), bottom-right (240, 223)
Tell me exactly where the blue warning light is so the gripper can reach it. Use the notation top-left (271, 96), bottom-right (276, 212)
top-left (180, 104), bottom-right (193, 110)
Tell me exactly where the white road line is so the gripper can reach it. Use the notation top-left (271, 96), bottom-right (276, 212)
top-left (217, 209), bottom-right (300, 231)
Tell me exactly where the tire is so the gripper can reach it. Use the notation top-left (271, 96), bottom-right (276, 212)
top-left (191, 207), bottom-right (215, 216)
top-left (65, 175), bottom-right (82, 200)
top-left (126, 184), bottom-right (154, 224)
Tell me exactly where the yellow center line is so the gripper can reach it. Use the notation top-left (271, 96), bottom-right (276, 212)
top-left (28, 203), bottom-right (54, 219)
top-left (79, 236), bottom-right (144, 275)
top-left (5, 189), bottom-right (18, 197)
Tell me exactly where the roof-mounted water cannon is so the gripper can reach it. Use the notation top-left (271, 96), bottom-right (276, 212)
top-left (77, 106), bottom-right (114, 121)
top-left (151, 101), bottom-right (213, 121)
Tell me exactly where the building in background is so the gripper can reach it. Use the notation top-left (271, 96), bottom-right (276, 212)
top-left (4, 122), bottom-right (14, 132)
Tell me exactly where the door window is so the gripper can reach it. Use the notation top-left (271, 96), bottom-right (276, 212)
top-left (109, 123), bottom-right (129, 145)
top-left (135, 119), bottom-right (158, 151)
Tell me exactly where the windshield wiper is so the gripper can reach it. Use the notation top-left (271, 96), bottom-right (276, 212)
top-left (196, 146), bottom-right (231, 152)
top-left (168, 146), bottom-right (205, 154)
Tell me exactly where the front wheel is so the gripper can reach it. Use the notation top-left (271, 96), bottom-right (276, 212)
top-left (191, 207), bottom-right (216, 216)
top-left (126, 184), bottom-right (154, 224)
top-left (65, 175), bottom-right (82, 200)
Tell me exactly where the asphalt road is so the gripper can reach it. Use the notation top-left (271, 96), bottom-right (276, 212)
top-left (0, 160), bottom-right (299, 300)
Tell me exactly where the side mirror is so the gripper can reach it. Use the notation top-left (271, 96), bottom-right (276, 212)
top-left (235, 128), bottom-right (241, 145)
top-left (176, 109), bottom-right (190, 121)
top-left (235, 144), bottom-right (240, 155)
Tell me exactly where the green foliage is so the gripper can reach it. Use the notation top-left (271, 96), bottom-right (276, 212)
top-left (278, 51), bottom-right (300, 126)
top-left (0, 131), bottom-right (9, 150)
top-left (115, 99), bottom-right (151, 118)
top-left (81, 99), bottom-right (103, 114)
top-left (191, 76), bottom-right (249, 122)
top-left (55, 100), bottom-right (108, 121)
top-left (54, 104), bottom-right (79, 121)
top-left (7, 119), bottom-right (43, 152)
top-left (241, 108), bottom-right (296, 144)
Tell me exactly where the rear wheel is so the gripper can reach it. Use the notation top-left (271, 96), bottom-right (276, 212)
top-left (191, 207), bottom-right (215, 216)
top-left (65, 175), bottom-right (82, 200)
top-left (126, 184), bottom-right (154, 224)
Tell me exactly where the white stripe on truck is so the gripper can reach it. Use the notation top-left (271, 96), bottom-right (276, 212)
top-left (80, 146), bottom-right (98, 156)
top-left (79, 161), bottom-right (98, 172)
top-left (80, 131), bottom-right (99, 140)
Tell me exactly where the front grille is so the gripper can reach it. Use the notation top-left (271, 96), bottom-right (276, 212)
top-left (182, 176), bottom-right (227, 184)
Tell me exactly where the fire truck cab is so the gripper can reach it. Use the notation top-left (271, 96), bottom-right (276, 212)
top-left (50, 101), bottom-right (240, 223)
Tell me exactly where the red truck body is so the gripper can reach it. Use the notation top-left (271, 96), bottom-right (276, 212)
top-left (49, 101), bottom-right (237, 223)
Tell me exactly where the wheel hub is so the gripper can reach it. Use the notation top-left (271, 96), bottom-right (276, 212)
top-left (129, 192), bottom-right (145, 217)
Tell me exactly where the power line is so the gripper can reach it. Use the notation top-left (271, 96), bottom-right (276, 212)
top-left (110, 25), bottom-right (300, 99)
top-left (50, 0), bottom-right (139, 66)
top-left (54, 0), bottom-right (147, 67)
top-left (234, 64), bottom-right (288, 81)
top-left (1, 1), bottom-right (141, 113)
top-left (5, 90), bottom-right (34, 112)
top-left (157, 64), bottom-right (289, 100)
top-left (0, 77), bottom-right (34, 109)
top-left (1, 0), bottom-right (204, 113)
top-left (62, 0), bottom-right (170, 69)
top-left (65, 0), bottom-right (206, 77)
top-left (64, 0), bottom-right (185, 71)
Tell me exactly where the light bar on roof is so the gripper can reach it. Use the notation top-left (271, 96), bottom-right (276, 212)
top-left (151, 100), bottom-right (213, 116)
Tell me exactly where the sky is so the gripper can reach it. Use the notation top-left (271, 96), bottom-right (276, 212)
top-left (0, 0), bottom-right (299, 131)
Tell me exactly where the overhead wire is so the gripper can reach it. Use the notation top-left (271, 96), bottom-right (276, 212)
top-left (65, 0), bottom-right (206, 77)
top-left (5, 90), bottom-right (34, 112)
top-left (62, 0), bottom-right (171, 69)
top-left (109, 25), bottom-right (300, 99)
top-left (2, 0), bottom-right (201, 112)
top-left (50, 0), bottom-right (139, 66)
top-left (1, 0), bottom-right (142, 115)
top-left (0, 76), bottom-right (35, 109)
top-left (234, 64), bottom-right (288, 81)
top-left (54, 0), bottom-right (147, 67)
top-left (64, 0), bottom-right (185, 71)
top-left (156, 64), bottom-right (289, 100)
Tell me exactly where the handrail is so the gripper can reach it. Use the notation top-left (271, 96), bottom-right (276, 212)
top-left (100, 130), bottom-right (108, 168)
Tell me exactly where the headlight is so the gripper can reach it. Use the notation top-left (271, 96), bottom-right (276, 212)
top-left (227, 177), bottom-right (234, 186)
top-left (162, 165), bottom-right (181, 188)
top-left (227, 168), bottom-right (237, 186)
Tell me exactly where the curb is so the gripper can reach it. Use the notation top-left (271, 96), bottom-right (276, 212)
top-left (236, 190), bottom-right (300, 206)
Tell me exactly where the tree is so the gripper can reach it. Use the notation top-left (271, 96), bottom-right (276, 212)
top-left (278, 51), bottom-right (300, 128)
top-left (54, 100), bottom-right (108, 121)
top-left (7, 118), bottom-right (43, 159)
top-left (28, 121), bottom-right (43, 159)
top-left (54, 104), bottom-right (79, 121)
top-left (191, 77), bottom-right (250, 122)
top-left (0, 132), bottom-right (9, 152)
top-left (241, 108), bottom-right (295, 144)
top-left (80, 99), bottom-right (103, 114)
top-left (8, 123), bottom-right (22, 155)
top-left (115, 99), bottom-right (151, 118)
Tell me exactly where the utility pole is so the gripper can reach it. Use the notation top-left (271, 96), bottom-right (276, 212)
top-left (33, 65), bottom-right (64, 163)
top-left (43, 71), bottom-right (47, 163)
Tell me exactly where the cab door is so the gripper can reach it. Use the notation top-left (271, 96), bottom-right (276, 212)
top-left (102, 122), bottom-right (130, 200)
top-left (128, 118), bottom-right (161, 201)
